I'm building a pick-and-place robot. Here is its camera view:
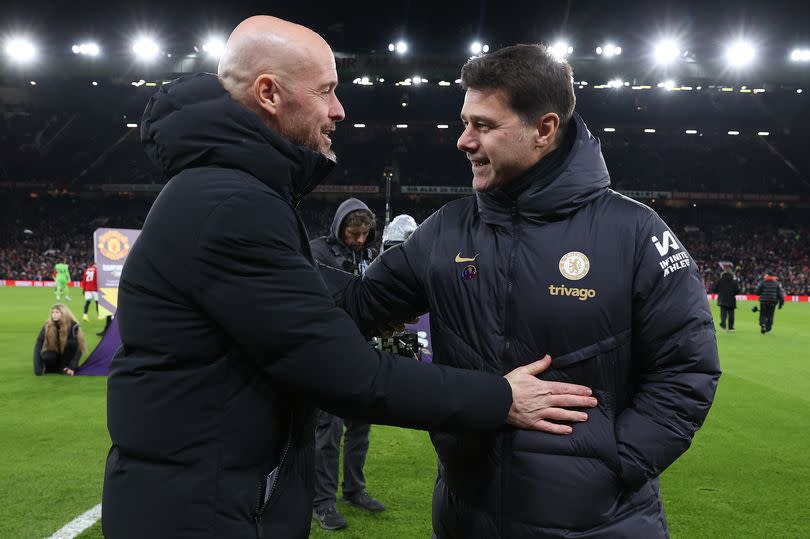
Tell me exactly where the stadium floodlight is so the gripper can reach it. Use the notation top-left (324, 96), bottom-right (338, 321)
top-left (92, 81), bottom-right (98, 86)
top-left (644, 128), bottom-right (656, 133)
top-left (126, 123), bottom-right (138, 128)
top-left (392, 40), bottom-right (408, 55)
top-left (388, 43), bottom-right (395, 52)
top-left (798, 89), bottom-right (803, 93)
top-left (4, 37), bottom-right (37, 63)
top-left (551, 41), bottom-right (573, 61)
top-left (438, 80), bottom-right (451, 86)
top-left (727, 130), bottom-right (740, 135)
top-left (603, 127), bottom-right (616, 132)
top-left (725, 40), bottom-right (756, 67)
top-left (437, 124), bottom-right (449, 129)
top-left (72, 42), bottom-right (101, 56)
top-left (790, 48), bottom-right (810, 62)
top-left (395, 124), bottom-right (408, 128)
top-left (470, 41), bottom-right (489, 55)
top-left (757, 131), bottom-right (770, 136)
top-left (607, 79), bottom-right (623, 88)
top-left (653, 39), bottom-right (680, 65)
top-left (685, 129), bottom-right (698, 134)
top-left (353, 123), bottom-right (366, 128)
top-left (202, 37), bottom-right (225, 58)
top-left (596, 43), bottom-right (622, 57)
top-left (29, 80), bottom-right (36, 85)
top-left (132, 36), bottom-right (160, 61)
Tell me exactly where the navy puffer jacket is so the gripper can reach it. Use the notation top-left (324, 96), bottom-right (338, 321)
top-left (342, 114), bottom-right (721, 538)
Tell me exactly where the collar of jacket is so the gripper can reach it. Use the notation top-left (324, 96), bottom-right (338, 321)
top-left (326, 237), bottom-right (372, 262)
top-left (475, 113), bottom-right (611, 228)
top-left (140, 72), bottom-right (334, 205)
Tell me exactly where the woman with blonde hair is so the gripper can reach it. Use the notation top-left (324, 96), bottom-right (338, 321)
top-left (33, 303), bottom-right (86, 376)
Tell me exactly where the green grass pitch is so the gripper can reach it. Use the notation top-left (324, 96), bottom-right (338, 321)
top-left (0, 287), bottom-right (807, 538)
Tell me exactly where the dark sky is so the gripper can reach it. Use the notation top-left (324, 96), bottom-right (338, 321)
top-left (3, 0), bottom-right (810, 58)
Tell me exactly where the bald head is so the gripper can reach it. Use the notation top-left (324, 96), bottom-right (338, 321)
top-left (217, 15), bottom-right (346, 160)
top-left (218, 16), bottom-right (333, 111)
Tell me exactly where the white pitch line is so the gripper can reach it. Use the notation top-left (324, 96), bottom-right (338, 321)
top-left (46, 503), bottom-right (101, 539)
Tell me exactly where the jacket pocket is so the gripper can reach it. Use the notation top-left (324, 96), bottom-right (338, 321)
top-left (550, 330), bottom-right (631, 370)
top-left (502, 333), bottom-right (633, 529)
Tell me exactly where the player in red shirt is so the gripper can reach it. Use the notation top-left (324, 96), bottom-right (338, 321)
top-left (81, 263), bottom-right (102, 321)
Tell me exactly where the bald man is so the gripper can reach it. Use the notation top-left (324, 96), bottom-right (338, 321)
top-left (102, 16), bottom-right (596, 539)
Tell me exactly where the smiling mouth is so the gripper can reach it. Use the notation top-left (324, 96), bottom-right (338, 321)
top-left (471, 158), bottom-right (490, 168)
top-left (321, 130), bottom-right (334, 144)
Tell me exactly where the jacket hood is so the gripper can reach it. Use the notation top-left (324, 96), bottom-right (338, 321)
top-left (476, 113), bottom-right (611, 226)
top-left (140, 73), bottom-right (334, 205)
top-left (329, 198), bottom-right (376, 247)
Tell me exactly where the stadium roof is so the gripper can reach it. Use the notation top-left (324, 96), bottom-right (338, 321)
top-left (3, 0), bottom-right (810, 85)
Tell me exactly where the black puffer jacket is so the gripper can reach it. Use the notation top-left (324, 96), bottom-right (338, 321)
top-left (713, 272), bottom-right (740, 309)
top-left (102, 73), bottom-right (514, 539)
top-left (756, 277), bottom-right (785, 305)
top-left (342, 114), bottom-right (721, 538)
top-left (33, 321), bottom-right (82, 374)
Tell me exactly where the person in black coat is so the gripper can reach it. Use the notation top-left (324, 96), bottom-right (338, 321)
top-left (101, 17), bottom-right (598, 539)
top-left (713, 269), bottom-right (740, 331)
top-left (755, 271), bottom-right (785, 333)
top-left (335, 44), bottom-right (720, 538)
top-left (33, 303), bottom-right (86, 376)
top-left (309, 199), bottom-right (384, 530)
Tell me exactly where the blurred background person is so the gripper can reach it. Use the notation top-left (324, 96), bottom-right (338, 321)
top-left (755, 270), bottom-right (785, 333)
top-left (53, 261), bottom-right (71, 302)
top-left (33, 303), bottom-right (86, 376)
top-left (713, 269), bottom-right (740, 331)
top-left (309, 198), bottom-right (384, 530)
top-left (81, 262), bottom-right (102, 321)
top-left (382, 214), bottom-right (418, 252)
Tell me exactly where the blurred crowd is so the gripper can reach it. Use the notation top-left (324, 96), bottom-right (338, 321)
top-left (2, 195), bottom-right (808, 295)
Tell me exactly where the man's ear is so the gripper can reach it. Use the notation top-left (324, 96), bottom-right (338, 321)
top-left (533, 112), bottom-right (560, 149)
top-left (253, 74), bottom-right (283, 117)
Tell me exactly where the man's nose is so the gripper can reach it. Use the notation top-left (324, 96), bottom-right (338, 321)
top-left (331, 95), bottom-right (346, 122)
top-left (457, 127), bottom-right (476, 153)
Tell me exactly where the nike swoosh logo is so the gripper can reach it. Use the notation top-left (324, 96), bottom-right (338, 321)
top-left (455, 252), bottom-right (479, 263)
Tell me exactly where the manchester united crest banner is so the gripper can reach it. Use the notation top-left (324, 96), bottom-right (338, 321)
top-left (93, 228), bottom-right (141, 316)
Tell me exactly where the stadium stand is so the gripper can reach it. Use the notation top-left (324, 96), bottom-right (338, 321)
top-left (1, 79), bottom-right (808, 295)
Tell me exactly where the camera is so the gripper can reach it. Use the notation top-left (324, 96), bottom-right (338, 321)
top-left (374, 331), bottom-right (422, 360)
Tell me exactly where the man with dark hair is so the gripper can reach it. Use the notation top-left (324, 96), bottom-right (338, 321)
top-left (755, 270), bottom-right (785, 333)
top-left (713, 269), bottom-right (740, 331)
top-left (311, 198), bottom-right (376, 276)
top-left (309, 198), bottom-right (384, 530)
top-left (102, 23), bottom-right (598, 539)
top-left (336, 43), bottom-right (720, 538)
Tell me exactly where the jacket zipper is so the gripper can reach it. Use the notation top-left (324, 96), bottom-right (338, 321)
top-left (500, 205), bottom-right (520, 538)
top-left (254, 410), bottom-right (295, 538)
